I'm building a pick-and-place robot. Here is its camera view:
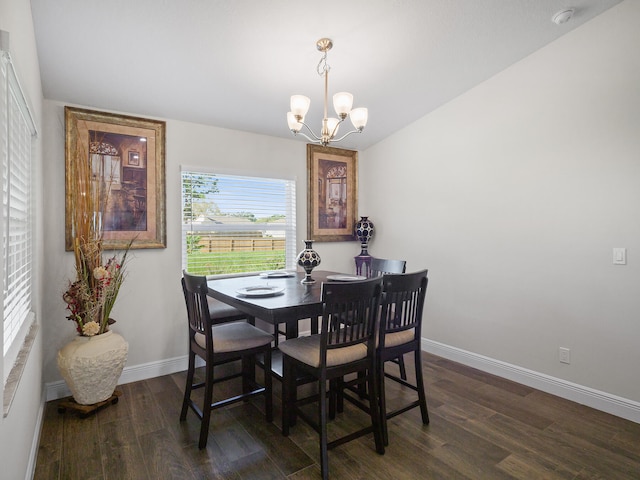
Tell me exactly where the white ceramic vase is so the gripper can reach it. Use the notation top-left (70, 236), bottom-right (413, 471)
top-left (57, 330), bottom-right (129, 405)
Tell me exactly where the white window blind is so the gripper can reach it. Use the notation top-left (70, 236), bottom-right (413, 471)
top-left (181, 170), bottom-right (296, 276)
top-left (1, 46), bottom-right (37, 369)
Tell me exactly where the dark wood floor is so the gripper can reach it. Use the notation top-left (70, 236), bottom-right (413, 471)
top-left (34, 351), bottom-right (640, 479)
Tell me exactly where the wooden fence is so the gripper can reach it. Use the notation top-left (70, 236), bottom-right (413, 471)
top-left (193, 235), bottom-right (285, 253)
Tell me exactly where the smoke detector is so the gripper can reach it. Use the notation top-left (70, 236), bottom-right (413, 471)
top-left (552, 8), bottom-right (574, 25)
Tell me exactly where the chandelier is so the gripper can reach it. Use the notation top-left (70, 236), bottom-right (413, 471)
top-left (287, 38), bottom-right (368, 146)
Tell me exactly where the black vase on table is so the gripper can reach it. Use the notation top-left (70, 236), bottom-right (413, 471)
top-left (354, 216), bottom-right (374, 277)
top-left (296, 240), bottom-right (321, 284)
top-left (355, 216), bottom-right (375, 256)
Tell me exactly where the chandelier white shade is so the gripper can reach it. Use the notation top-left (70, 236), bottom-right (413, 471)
top-left (287, 38), bottom-right (368, 146)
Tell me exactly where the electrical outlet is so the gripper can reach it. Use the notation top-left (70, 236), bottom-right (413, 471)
top-left (559, 347), bottom-right (571, 364)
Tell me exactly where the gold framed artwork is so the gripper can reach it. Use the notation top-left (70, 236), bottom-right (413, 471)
top-left (64, 106), bottom-right (166, 250)
top-left (307, 144), bottom-right (358, 242)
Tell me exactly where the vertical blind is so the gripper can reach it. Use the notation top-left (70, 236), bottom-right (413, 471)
top-left (181, 170), bottom-right (296, 276)
top-left (1, 46), bottom-right (37, 361)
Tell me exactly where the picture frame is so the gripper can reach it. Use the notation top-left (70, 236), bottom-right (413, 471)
top-left (307, 144), bottom-right (358, 242)
top-left (64, 106), bottom-right (167, 250)
top-left (127, 151), bottom-right (140, 166)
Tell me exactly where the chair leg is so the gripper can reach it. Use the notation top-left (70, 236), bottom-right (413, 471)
top-left (329, 378), bottom-right (337, 419)
top-left (368, 361), bottom-right (385, 455)
top-left (414, 349), bottom-right (429, 425)
top-left (356, 370), bottom-right (367, 398)
top-left (397, 354), bottom-right (407, 380)
top-left (377, 354), bottom-right (390, 447)
top-left (319, 376), bottom-right (329, 480)
top-left (282, 357), bottom-right (293, 436)
top-left (199, 360), bottom-right (214, 449)
top-left (336, 377), bottom-right (344, 414)
top-left (242, 356), bottom-right (252, 398)
top-left (263, 347), bottom-right (273, 423)
top-left (180, 350), bottom-right (196, 421)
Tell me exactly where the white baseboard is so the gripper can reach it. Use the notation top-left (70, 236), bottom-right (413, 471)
top-left (45, 354), bottom-right (191, 401)
top-left (422, 337), bottom-right (640, 424)
top-left (27, 390), bottom-right (47, 480)
top-left (44, 340), bottom-right (640, 424)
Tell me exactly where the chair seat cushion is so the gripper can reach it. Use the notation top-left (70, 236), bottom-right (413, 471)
top-left (381, 328), bottom-right (415, 348)
top-left (207, 297), bottom-right (246, 322)
top-left (195, 322), bottom-right (273, 353)
top-left (279, 334), bottom-right (368, 368)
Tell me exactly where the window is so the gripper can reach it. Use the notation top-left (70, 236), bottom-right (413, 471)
top-left (181, 170), bottom-right (296, 276)
top-left (1, 44), bottom-right (37, 383)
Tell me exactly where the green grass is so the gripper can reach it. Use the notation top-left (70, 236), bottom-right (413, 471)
top-left (186, 250), bottom-right (286, 276)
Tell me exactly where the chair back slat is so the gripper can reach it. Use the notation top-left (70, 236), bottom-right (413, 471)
top-left (182, 272), bottom-right (213, 338)
top-left (370, 257), bottom-right (406, 277)
top-left (380, 270), bottom-right (428, 341)
top-left (321, 277), bottom-right (383, 358)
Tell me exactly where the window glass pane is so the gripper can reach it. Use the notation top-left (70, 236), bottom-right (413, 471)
top-left (181, 171), bottom-right (296, 276)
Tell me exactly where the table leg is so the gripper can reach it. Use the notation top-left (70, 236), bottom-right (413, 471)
top-left (285, 321), bottom-right (299, 339)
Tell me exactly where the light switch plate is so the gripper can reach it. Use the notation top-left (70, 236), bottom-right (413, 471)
top-left (613, 247), bottom-right (626, 265)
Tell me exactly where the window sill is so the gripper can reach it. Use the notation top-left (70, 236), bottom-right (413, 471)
top-left (3, 319), bottom-right (38, 417)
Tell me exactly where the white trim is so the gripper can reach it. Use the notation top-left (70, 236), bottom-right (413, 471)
top-left (180, 164), bottom-right (297, 182)
top-left (45, 354), bottom-right (193, 401)
top-left (44, 327), bottom-right (319, 402)
top-left (180, 170), bottom-right (297, 273)
top-left (27, 390), bottom-right (46, 480)
top-left (44, 336), bottom-right (640, 424)
top-left (3, 318), bottom-right (37, 416)
top-left (2, 42), bottom-right (37, 388)
top-left (422, 337), bottom-right (640, 424)
top-left (1, 42), bottom-right (38, 136)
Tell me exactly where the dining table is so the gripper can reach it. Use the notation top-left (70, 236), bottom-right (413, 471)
top-left (206, 270), bottom-right (367, 377)
top-left (207, 270), bottom-right (355, 338)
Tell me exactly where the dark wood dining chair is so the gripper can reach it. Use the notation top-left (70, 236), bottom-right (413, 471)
top-left (370, 257), bottom-right (406, 277)
top-left (377, 269), bottom-right (429, 446)
top-left (187, 270), bottom-right (278, 350)
top-left (182, 270), bottom-right (252, 326)
top-left (207, 296), bottom-right (250, 324)
top-left (180, 272), bottom-right (273, 449)
top-left (369, 257), bottom-right (409, 380)
top-left (280, 277), bottom-right (385, 480)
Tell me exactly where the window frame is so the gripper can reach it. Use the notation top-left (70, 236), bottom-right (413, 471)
top-left (1, 45), bottom-right (38, 387)
top-left (180, 167), bottom-right (297, 277)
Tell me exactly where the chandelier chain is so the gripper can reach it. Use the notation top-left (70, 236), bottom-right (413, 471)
top-left (316, 51), bottom-right (330, 77)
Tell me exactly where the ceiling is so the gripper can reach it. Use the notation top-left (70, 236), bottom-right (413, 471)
top-left (30, 0), bottom-right (622, 151)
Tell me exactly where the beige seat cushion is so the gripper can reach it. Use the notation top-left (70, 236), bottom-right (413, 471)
top-left (279, 334), bottom-right (368, 368)
top-left (195, 322), bottom-right (273, 353)
top-left (381, 328), bottom-right (415, 348)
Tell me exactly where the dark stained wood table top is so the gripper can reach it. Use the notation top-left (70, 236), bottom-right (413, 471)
top-left (207, 270), bottom-right (341, 337)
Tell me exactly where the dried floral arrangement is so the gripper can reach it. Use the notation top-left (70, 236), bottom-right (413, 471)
top-left (63, 129), bottom-right (132, 336)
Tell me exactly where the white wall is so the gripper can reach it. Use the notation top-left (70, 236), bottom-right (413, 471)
top-left (28, 3), bottom-right (640, 476)
top-left (0, 0), bottom-right (44, 479)
top-left (361, 0), bottom-right (640, 404)
top-left (41, 102), bottom-right (356, 387)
